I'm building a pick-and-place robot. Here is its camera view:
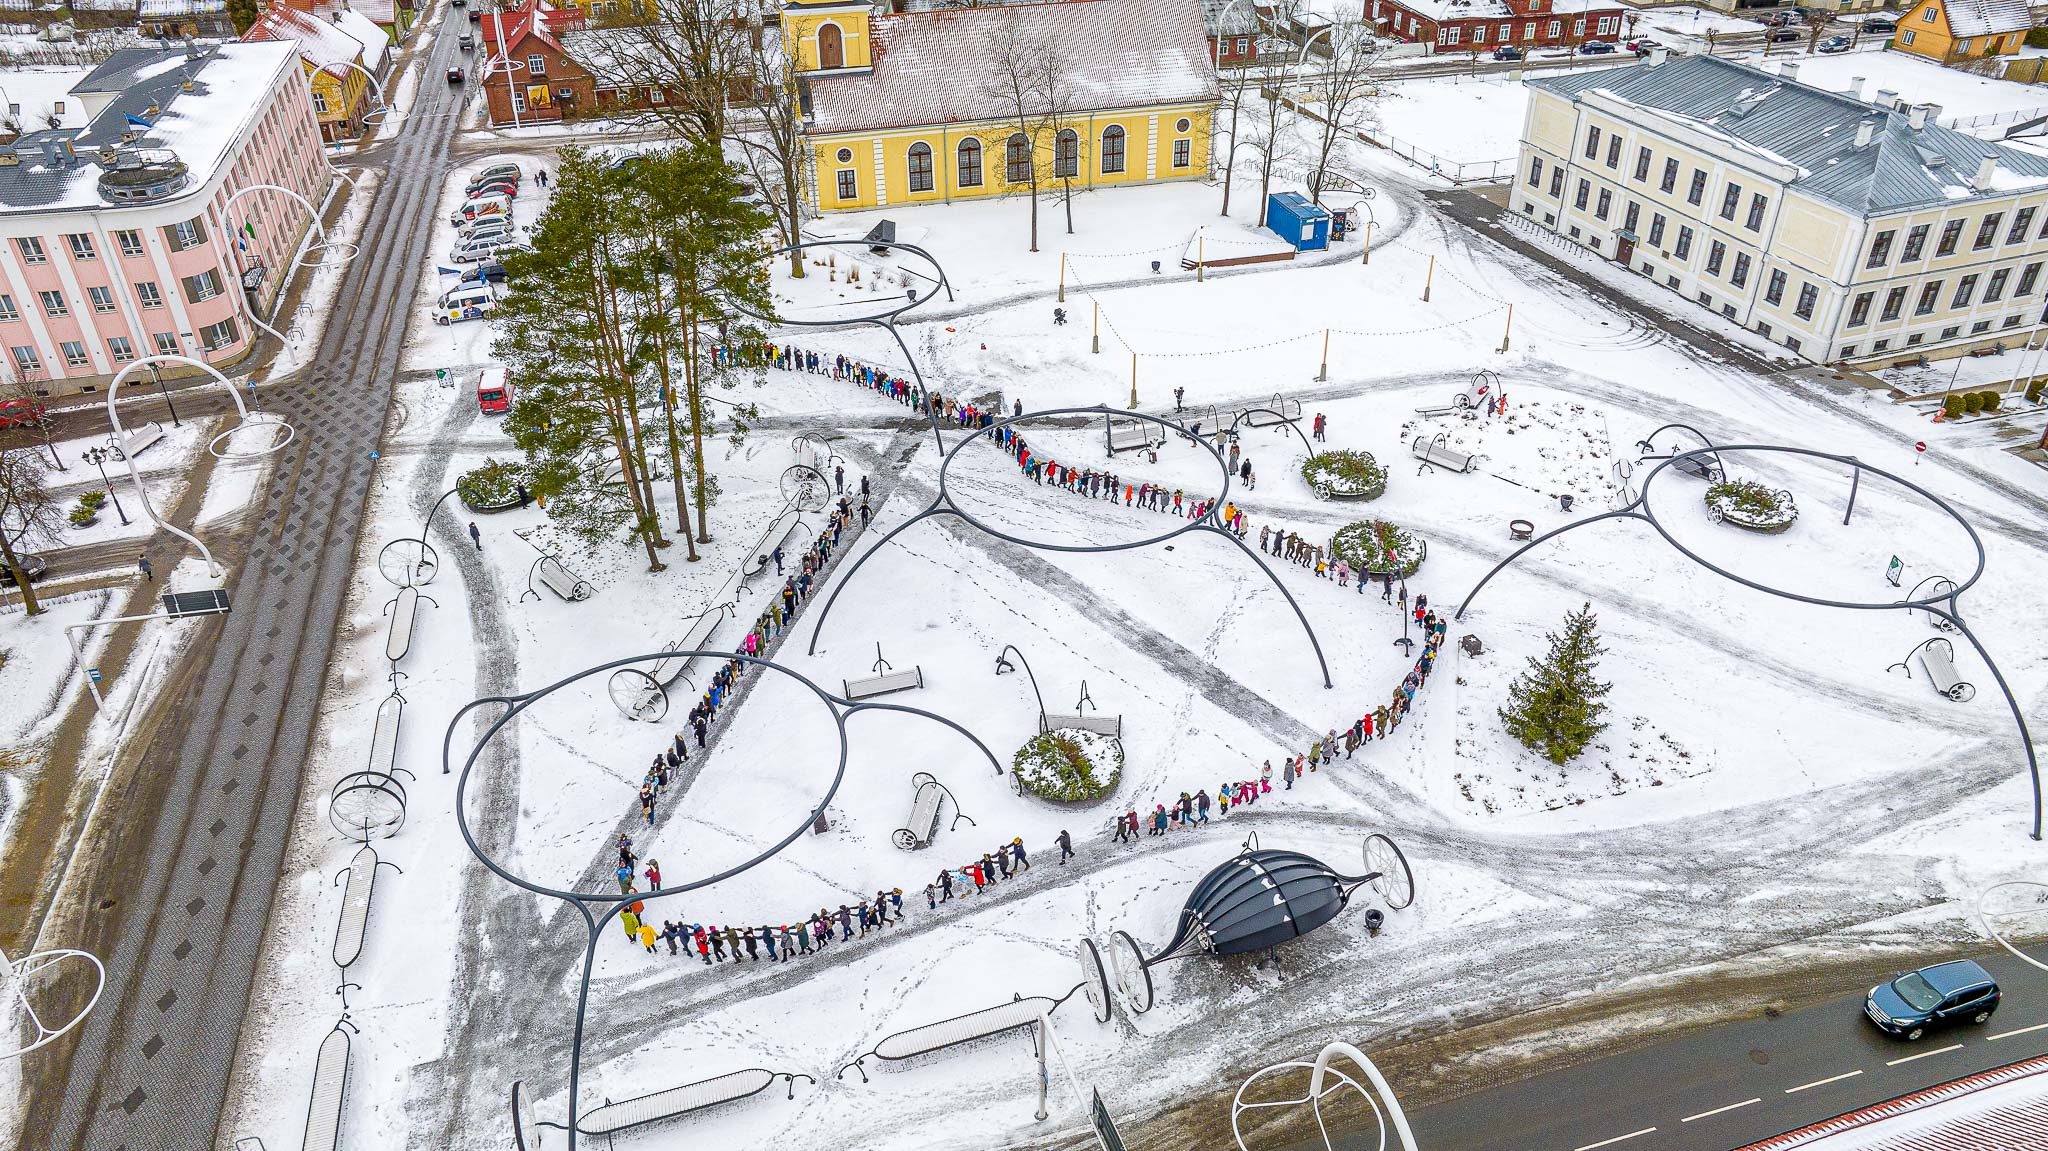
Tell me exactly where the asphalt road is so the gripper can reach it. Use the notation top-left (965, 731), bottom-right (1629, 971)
top-left (1402, 946), bottom-right (2048, 1151)
top-left (30, 10), bottom-right (466, 1149)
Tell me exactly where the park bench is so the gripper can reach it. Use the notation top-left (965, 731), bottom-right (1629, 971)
top-left (739, 506), bottom-right (805, 592)
top-left (1670, 452), bottom-right (1725, 483)
top-left (1105, 416), bottom-right (1162, 456)
top-left (610, 607), bottom-right (730, 722)
top-left (368, 692), bottom-right (403, 777)
top-left (383, 585), bottom-right (435, 665)
top-left (844, 644), bottom-right (924, 700)
top-left (838, 995), bottom-right (1058, 1083)
top-left (528, 554), bottom-right (593, 602)
top-left (332, 845), bottom-right (380, 971)
top-left (895, 771), bottom-right (973, 850)
top-left (1410, 434), bottom-right (1474, 474)
top-left (301, 1020), bottom-right (355, 1151)
top-left (1041, 712), bottom-right (1123, 739)
top-left (1918, 638), bottom-right (1977, 702)
top-left (1238, 395), bottom-right (1303, 428)
top-left (577, 1069), bottom-right (810, 1138)
top-left (112, 422), bottom-right (165, 460)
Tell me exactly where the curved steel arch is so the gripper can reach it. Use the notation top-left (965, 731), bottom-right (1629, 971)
top-left (1454, 442), bottom-right (2038, 840)
top-left (1229, 405), bottom-right (1320, 463)
top-left (313, 59), bottom-right (394, 125)
top-left (800, 404), bottom-right (1333, 688)
top-left (445, 648), bottom-right (1001, 1147)
top-left (219, 181), bottom-right (347, 346)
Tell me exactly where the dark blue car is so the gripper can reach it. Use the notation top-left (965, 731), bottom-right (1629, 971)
top-left (1864, 959), bottom-right (2000, 1040)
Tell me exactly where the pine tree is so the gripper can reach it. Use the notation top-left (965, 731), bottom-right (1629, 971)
top-left (1498, 602), bottom-right (1612, 765)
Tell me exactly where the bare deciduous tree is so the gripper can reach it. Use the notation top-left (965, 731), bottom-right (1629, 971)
top-left (729, 26), bottom-right (812, 279)
top-left (581, 0), bottom-right (751, 147)
top-left (1297, 16), bottom-right (1382, 207)
top-left (0, 446), bottom-right (61, 615)
top-left (1244, 43), bottom-right (1298, 226)
top-left (981, 25), bottom-right (1076, 251)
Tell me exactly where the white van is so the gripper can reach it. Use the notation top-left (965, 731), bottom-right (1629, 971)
top-left (434, 283), bottom-right (497, 324)
top-left (451, 192), bottom-right (512, 225)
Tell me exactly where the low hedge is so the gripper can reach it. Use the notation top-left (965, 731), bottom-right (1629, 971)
top-left (2027, 378), bottom-right (2044, 404)
top-left (456, 458), bottom-right (533, 512)
top-left (1012, 728), bottom-right (1122, 803)
top-left (1978, 390), bottom-right (2002, 412)
top-left (1299, 450), bottom-right (1386, 501)
top-left (1943, 395), bottom-right (1966, 419)
top-left (1963, 391), bottom-right (1984, 414)
top-left (1330, 518), bottom-right (1424, 577)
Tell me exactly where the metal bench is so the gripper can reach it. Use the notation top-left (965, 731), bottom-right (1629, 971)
top-left (1238, 395), bottom-right (1303, 428)
top-left (332, 845), bottom-right (401, 1004)
top-left (1919, 637), bottom-right (1977, 702)
top-left (608, 607), bottom-right (731, 723)
top-left (576, 1069), bottom-right (812, 1138)
top-left (113, 421), bottom-right (165, 460)
top-left (1105, 415), bottom-right (1162, 456)
top-left (301, 1019), bottom-right (356, 1151)
top-left (1411, 433), bottom-right (1475, 474)
top-left (844, 644), bottom-right (924, 700)
top-left (368, 692), bottom-right (403, 777)
top-left (528, 554), bottom-right (594, 602)
top-left (383, 585), bottom-right (435, 665)
top-left (739, 506), bottom-right (805, 591)
top-left (838, 995), bottom-right (1059, 1083)
top-left (1041, 712), bottom-right (1123, 739)
top-left (895, 770), bottom-right (974, 850)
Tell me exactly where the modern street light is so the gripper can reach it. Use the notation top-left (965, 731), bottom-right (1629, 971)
top-left (146, 361), bottom-right (180, 428)
top-left (81, 447), bottom-right (130, 526)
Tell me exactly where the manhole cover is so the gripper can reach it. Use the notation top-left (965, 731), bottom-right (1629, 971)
top-left (1749, 1048), bottom-right (1771, 1065)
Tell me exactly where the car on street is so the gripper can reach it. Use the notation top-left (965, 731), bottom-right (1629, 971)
top-left (1761, 11), bottom-right (1792, 25)
top-left (1764, 26), bottom-right (1801, 41)
top-left (0, 553), bottom-right (49, 586)
top-left (1819, 34), bottom-right (1853, 51)
top-left (0, 397), bottom-right (47, 429)
top-left (1864, 17), bottom-right (1896, 32)
top-left (449, 234), bottom-right (511, 263)
top-left (477, 367), bottom-right (512, 415)
top-left (459, 32), bottom-right (475, 50)
top-left (1491, 44), bottom-right (1523, 60)
top-left (1578, 39), bottom-right (1617, 54)
top-left (1625, 36), bottom-right (1660, 51)
top-left (470, 179), bottom-right (518, 201)
top-left (457, 222), bottom-right (515, 249)
top-left (460, 261), bottom-right (509, 285)
top-left (447, 66), bottom-right (465, 83)
top-left (1865, 960), bottom-right (2000, 1041)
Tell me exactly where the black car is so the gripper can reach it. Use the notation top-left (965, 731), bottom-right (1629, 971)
top-left (1, 553), bottom-right (49, 586)
top-left (447, 67), bottom-right (465, 83)
top-left (461, 261), bottom-right (509, 286)
top-left (1764, 26), bottom-right (1801, 42)
top-left (1864, 17), bottom-right (1896, 32)
top-left (1492, 44), bottom-right (1523, 60)
top-left (1578, 39), bottom-right (1617, 54)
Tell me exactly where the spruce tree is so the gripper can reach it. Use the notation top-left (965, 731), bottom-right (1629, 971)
top-left (1498, 602), bottom-right (1612, 765)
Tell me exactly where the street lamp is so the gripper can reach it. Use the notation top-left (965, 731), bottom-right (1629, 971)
top-left (81, 447), bottom-right (130, 526)
top-left (147, 361), bottom-right (180, 427)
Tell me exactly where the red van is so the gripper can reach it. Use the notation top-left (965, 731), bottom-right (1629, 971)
top-left (477, 367), bottom-right (511, 415)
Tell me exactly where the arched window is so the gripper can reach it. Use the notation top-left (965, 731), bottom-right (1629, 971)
top-left (1101, 125), bottom-right (1126, 174)
top-left (1005, 132), bottom-right (1032, 183)
top-left (818, 22), bottom-right (844, 69)
top-left (1054, 128), bottom-right (1078, 178)
top-left (957, 137), bottom-right (983, 188)
top-left (907, 142), bottom-right (933, 193)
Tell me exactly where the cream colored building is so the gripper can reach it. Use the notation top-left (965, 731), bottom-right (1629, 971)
top-left (1515, 53), bottom-right (2048, 365)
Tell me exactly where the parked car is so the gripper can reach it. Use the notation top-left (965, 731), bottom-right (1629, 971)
top-left (1625, 36), bottom-right (1660, 51)
top-left (460, 261), bottom-right (509, 286)
top-left (1764, 26), bottom-right (1801, 42)
top-left (470, 180), bottom-right (518, 202)
top-left (477, 367), bottom-right (512, 415)
top-left (435, 283), bottom-right (498, 324)
top-left (0, 397), bottom-right (47, 429)
top-left (451, 192), bottom-right (511, 225)
top-left (1491, 44), bottom-right (1523, 60)
top-left (0, 552), bottom-right (48, 586)
top-left (457, 223), bottom-right (515, 250)
top-left (1865, 960), bottom-right (2000, 1041)
top-left (449, 234), bottom-right (511, 264)
top-left (467, 164), bottom-right (521, 195)
top-left (1864, 17), bottom-right (1897, 32)
top-left (1761, 12), bottom-right (1792, 26)
top-left (1819, 34), bottom-right (1853, 52)
top-left (1578, 39), bottom-right (1617, 54)
top-left (447, 66), bottom-right (465, 83)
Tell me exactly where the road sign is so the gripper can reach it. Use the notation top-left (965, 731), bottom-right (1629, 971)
top-left (86, 668), bottom-right (102, 683)
top-left (161, 589), bottom-right (231, 618)
top-left (1090, 1089), bottom-right (1126, 1151)
top-left (436, 368), bottom-right (448, 381)
top-left (1915, 441), bottom-right (1927, 453)
top-left (1886, 556), bottom-right (1904, 587)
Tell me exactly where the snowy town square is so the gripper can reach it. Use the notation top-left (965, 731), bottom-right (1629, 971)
top-left (3, 0), bottom-right (2048, 1149)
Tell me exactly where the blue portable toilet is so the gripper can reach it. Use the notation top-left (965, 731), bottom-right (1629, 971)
top-left (1266, 192), bottom-right (1330, 252)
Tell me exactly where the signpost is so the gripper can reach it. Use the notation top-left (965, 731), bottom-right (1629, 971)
top-left (1886, 555), bottom-right (1904, 587)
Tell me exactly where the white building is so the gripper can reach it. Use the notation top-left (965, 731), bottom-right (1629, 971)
top-left (1514, 53), bottom-right (2048, 365)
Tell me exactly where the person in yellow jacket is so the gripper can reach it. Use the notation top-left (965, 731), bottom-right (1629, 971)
top-left (621, 908), bottom-right (641, 939)
top-left (638, 923), bottom-right (658, 953)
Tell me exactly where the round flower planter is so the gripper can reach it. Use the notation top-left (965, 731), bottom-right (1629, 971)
top-left (1704, 480), bottom-right (1797, 534)
top-left (1299, 450), bottom-right (1387, 501)
top-left (1011, 728), bottom-right (1123, 804)
top-left (1330, 519), bottom-right (1426, 578)
top-left (456, 459), bottom-right (535, 513)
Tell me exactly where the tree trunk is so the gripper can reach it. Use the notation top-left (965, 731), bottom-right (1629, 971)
top-left (662, 311), bottom-right (700, 560)
top-left (687, 315), bottom-right (712, 543)
top-left (1063, 177), bottom-right (1073, 234)
top-left (0, 534), bottom-right (40, 616)
top-left (1221, 96), bottom-right (1240, 217)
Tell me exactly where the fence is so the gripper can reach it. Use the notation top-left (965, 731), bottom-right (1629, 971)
top-left (1940, 102), bottom-right (2048, 133)
top-left (2003, 57), bottom-right (2048, 85)
top-left (1356, 129), bottom-right (1514, 183)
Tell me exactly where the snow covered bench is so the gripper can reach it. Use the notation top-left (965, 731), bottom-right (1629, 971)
top-left (837, 995), bottom-right (1059, 1083)
top-left (576, 1069), bottom-right (809, 1138)
top-left (739, 506), bottom-right (805, 591)
top-left (844, 665), bottom-right (924, 700)
top-left (112, 422), bottom-right (165, 460)
top-left (894, 771), bottom-right (973, 850)
top-left (1410, 434), bottom-right (1474, 474)
top-left (301, 1021), bottom-right (355, 1151)
top-left (368, 693), bottom-right (402, 777)
top-left (383, 585), bottom-right (434, 665)
top-left (1042, 712), bottom-right (1123, 739)
top-left (1919, 638), bottom-right (1976, 702)
top-left (1238, 396), bottom-right (1303, 428)
top-left (1105, 416), bottom-right (1162, 456)
top-left (532, 555), bottom-right (593, 602)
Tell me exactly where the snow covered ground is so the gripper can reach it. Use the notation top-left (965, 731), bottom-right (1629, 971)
top-left (221, 134), bottom-right (2048, 1151)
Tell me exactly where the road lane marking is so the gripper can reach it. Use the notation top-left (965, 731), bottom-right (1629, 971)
top-left (1681, 1098), bottom-right (1761, 1123)
top-left (1574, 1127), bottom-right (1657, 1151)
top-left (1785, 1070), bottom-right (1863, 1093)
top-left (1885, 1043), bottom-right (1963, 1066)
top-left (1989, 1021), bottom-right (2048, 1041)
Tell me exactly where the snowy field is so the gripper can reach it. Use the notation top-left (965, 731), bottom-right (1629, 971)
top-left (219, 138), bottom-right (2048, 1151)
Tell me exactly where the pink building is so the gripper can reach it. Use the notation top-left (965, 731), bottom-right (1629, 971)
top-left (0, 42), bottom-right (332, 395)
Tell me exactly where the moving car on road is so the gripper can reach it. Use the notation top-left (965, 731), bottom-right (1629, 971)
top-left (1764, 26), bottom-right (1801, 42)
top-left (477, 368), bottom-right (511, 415)
top-left (1864, 17), bottom-right (1897, 32)
top-left (447, 66), bottom-right (465, 83)
top-left (0, 552), bottom-right (48, 586)
top-left (0, 397), bottom-right (46, 429)
top-left (1819, 34), bottom-right (1853, 51)
top-left (1578, 39), bottom-right (1617, 54)
top-left (1865, 960), bottom-right (2000, 1041)
top-left (1491, 44), bottom-right (1523, 60)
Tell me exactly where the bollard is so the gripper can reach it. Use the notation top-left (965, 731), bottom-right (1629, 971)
top-left (1318, 328), bottom-right (1330, 382)
top-left (1129, 354), bottom-right (1138, 409)
top-left (1499, 303), bottom-right (1512, 354)
top-left (1092, 302), bottom-right (1100, 354)
top-left (1422, 254), bottom-right (1434, 303)
top-left (1057, 252), bottom-right (1065, 303)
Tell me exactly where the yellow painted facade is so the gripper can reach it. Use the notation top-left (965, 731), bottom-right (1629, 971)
top-left (1893, 0), bottom-right (2028, 62)
top-left (305, 59), bottom-right (369, 140)
top-left (783, 1), bottom-right (874, 72)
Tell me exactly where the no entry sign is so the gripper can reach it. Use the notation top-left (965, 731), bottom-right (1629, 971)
top-left (1915, 441), bottom-right (1927, 453)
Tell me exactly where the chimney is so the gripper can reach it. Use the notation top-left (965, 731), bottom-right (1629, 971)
top-left (1849, 75), bottom-right (1866, 101)
top-left (1974, 154), bottom-right (1998, 190)
top-left (1909, 104), bottom-right (1928, 130)
top-left (1923, 102), bottom-right (1943, 125)
top-left (1876, 88), bottom-right (1899, 109)
top-left (1780, 61), bottom-right (1799, 83)
top-left (1650, 47), bottom-right (1669, 65)
top-left (39, 139), bottom-right (61, 167)
top-left (1855, 118), bottom-right (1877, 147)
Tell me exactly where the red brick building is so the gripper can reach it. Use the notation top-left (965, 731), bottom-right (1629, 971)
top-left (1368, 0), bottom-right (1625, 52)
top-left (480, 12), bottom-right (679, 126)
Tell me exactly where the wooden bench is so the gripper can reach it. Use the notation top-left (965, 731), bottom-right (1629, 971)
top-left (1105, 417), bottom-right (1162, 456)
top-left (301, 1021), bottom-right (354, 1151)
top-left (1509, 519), bottom-right (1534, 541)
top-left (1411, 434), bottom-right (1475, 474)
top-left (1238, 397), bottom-right (1303, 428)
top-left (894, 771), bottom-right (973, 850)
top-left (576, 1069), bottom-right (807, 1137)
top-left (1919, 638), bottom-right (1977, 702)
top-left (1042, 712), bottom-right (1123, 739)
top-left (839, 995), bottom-right (1058, 1082)
top-left (533, 555), bottom-right (593, 601)
top-left (844, 666), bottom-right (924, 700)
top-left (113, 422), bottom-right (165, 461)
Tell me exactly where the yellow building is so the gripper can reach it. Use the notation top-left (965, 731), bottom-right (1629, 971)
top-left (1892, 0), bottom-right (2033, 64)
top-left (242, 6), bottom-right (378, 142)
top-left (784, 0), bottom-right (1220, 212)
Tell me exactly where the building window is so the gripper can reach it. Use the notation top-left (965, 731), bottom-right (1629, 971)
top-left (1605, 136), bottom-right (1621, 169)
top-left (1175, 117), bottom-right (1191, 134)
top-left (527, 53), bottom-right (546, 76)
top-left (1719, 182), bottom-right (1741, 221)
top-left (1923, 5), bottom-right (1938, 21)
top-left (1442, 27), bottom-right (1460, 44)
top-left (1573, 17), bottom-right (1585, 34)
top-left (88, 285), bottom-right (115, 312)
top-left (1048, 131), bottom-right (1074, 179)
top-left (1660, 158), bottom-right (1677, 193)
top-left (1574, 179), bottom-right (1589, 209)
top-left (1731, 252), bottom-right (1750, 288)
top-left (15, 237), bottom-right (46, 265)
top-left (1866, 229), bottom-right (1894, 269)
top-left (2009, 208), bottom-right (2035, 244)
top-left (181, 268), bottom-right (223, 304)
top-left (907, 142), bottom-right (934, 192)
top-left (1974, 213), bottom-right (2002, 250)
top-left (1647, 214), bottom-right (1665, 246)
top-left (1172, 138), bottom-right (1191, 169)
top-left (1848, 291), bottom-right (1873, 326)
top-left (114, 229), bottom-right (143, 258)
top-left (1900, 28), bottom-right (1918, 44)
top-left (1569, 225), bottom-right (1581, 239)
top-left (1881, 286), bottom-right (1907, 321)
top-left (1528, 156), bottom-right (1543, 187)
top-left (108, 335), bottom-right (135, 362)
top-left (1987, 267), bottom-right (2011, 302)
top-left (136, 281), bottom-right (163, 309)
top-left (1745, 193), bottom-right (1766, 232)
top-left (1902, 224), bottom-right (1929, 261)
top-left (1765, 270), bottom-right (1787, 305)
top-left (1006, 133), bottom-right (1032, 183)
top-left (153, 332), bottom-right (178, 355)
top-left (10, 346), bottom-right (39, 374)
top-left (1623, 201), bottom-right (1639, 232)
top-left (1874, 339), bottom-right (1891, 351)
top-left (165, 219), bottom-right (206, 251)
top-left (1706, 240), bottom-right (1725, 276)
top-left (1584, 126), bottom-right (1600, 160)
top-left (1594, 189), bottom-right (1611, 220)
top-left (2020, 262), bottom-right (2042, 295)
top-left (1548, 167), bottom-right (1563, 197)
top-left (1474, 26), bottom-right (1486, 42)
top-left (0, 294), bottom-right (13, 321)
top-left (512, 88), bottom-right (526, 114)
top-left (1972, 319), bottom-right (1992, 333)
top-left (1794, 283), bottom-right (1818, 319)
top-left (1755, 321), bottom-right (1773, 338)
top-left (836, 169), bottom-right (856, 200)
top-left (1936, 219), bottom-right (1964, 257)
top-left (1941, 325), bottom-right (1960, 339)
top-left (1101, 125), bottom-right (1125, 174)
top-left (65, 233), bottom-right (96, 260)
top-left (200, 316), bottom-right (240, 351)
top-left (312, 89), bottom-right (330, 115)
top-left (2003, 314), bottom-right (2024, 328)
top-left (1674, 226), bottom-right (1693, 260)
top-left (957, 138), bottom-right (983, 187)
top-left (1915, 281), bottom-right (1942, 315)
top-left (60, 340), bottom-right (88, 368)
top-left (1953, 274), bottom-right (1979, 308)
top-left (1686, 170), bottom-right (1706, 206)
top-left (37, 290), bottom-right (67, 317)
top-left (1840, 345), bottom-right (1857, 358)
top-left (1633, 146), bottom-right (1650, 181)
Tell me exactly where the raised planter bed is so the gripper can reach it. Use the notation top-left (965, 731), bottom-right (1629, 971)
top-left (1299, 450), bottom-right (1387, 501)
top-left (1331, 518), bottom-right (1425, 577)
top-left (1704, 479), bottom-right (1797, 534)
top-left (1012, 728), bottom-right (1122, 804)
top-left (456, 458), bottom-right (535, 513)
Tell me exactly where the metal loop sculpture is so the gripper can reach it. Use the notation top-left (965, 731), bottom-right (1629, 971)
top-left (1232, 1041), bottom-right (1419, 1151)
top-left (0, 946), bottom-right (105, 1060)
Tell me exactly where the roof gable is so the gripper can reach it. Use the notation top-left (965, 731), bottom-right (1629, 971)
top-left (1938, 0), bottom-right (2032, 36)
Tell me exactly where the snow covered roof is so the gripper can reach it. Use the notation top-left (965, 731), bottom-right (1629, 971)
top-left (1939, 0), bottom-right (2032, 37)
top-left (278, 0), bottom-right (401, 31)
top-left (1528, 54), bottom-right (2048, 216)
top-left (242, 6), bottom-right (367, 70)
top-left (805, 0), bottom-right (1220, 136)
top-left (334, 8), bottom-right (389, 69)
top-left (1736, 1056), bottom-right (2048, 1149)
top-left (1200, 0), bottom-right (1263, 36)
top-left (0, 68), bottom-right (94, 134)
top-left (136, 0), bottom-right (226, 15)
